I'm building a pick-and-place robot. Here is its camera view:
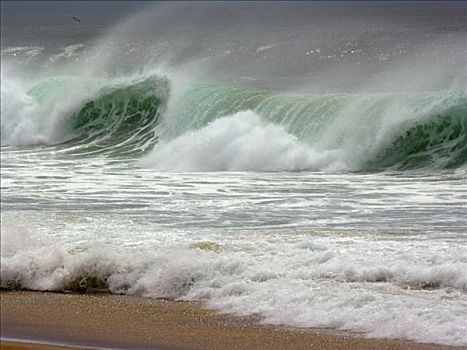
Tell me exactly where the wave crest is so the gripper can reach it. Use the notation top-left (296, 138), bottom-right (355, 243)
top-left (2, 73), bottom-right (466, 171)
top-left (66, 77), bottom-right (169, 156)
top-left (140, 111), bottom-right (344, 171)
top-left (150, 86), bottom-right (467, 171)
top-left (1, 75), bottom-right (169, 156)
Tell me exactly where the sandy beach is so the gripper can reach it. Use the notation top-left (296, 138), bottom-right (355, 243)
top-left (0, 291), bottom-right (463, 350)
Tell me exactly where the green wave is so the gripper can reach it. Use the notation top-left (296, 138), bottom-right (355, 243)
top-left (67, 78), bottom-right (168, 156)
top-left (170, 85), bottom-right (467, 170)
top-left (368, 110), bottom-right (467, 170)
top-left (27, 76), bottom-right (169, 156)
top-left (25, 76), bottom-right (467, 170)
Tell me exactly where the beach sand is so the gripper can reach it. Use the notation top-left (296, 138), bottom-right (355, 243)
top-left (0, 291), bottom-right (463, 350)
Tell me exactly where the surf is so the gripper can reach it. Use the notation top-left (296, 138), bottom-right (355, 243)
top-left (150, 84), bottom-right (467, 171)
top-left (2, 71), bottom-right (465, 170)
top-left (1, 74), bottom-right (170, 156)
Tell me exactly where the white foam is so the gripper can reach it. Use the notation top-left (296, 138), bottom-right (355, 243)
top-left (0, 76), bottom-right (43, 146)
top-left (1, 46), bottom-right (44, 57)
top-left (255, 43), bottom-right (283, 54)
top-left (0, 219), bottom-right (45, 257)
top-left (140, 111), bottom-right (345, 171)
top-left (2, 222), bottom-right (466, 346)
top-left (50, 44), bottom-right (85, 63)
top-left (0, 74), bottom-right (93, 146)
top-left (0, 71), bottom-right (164, 146)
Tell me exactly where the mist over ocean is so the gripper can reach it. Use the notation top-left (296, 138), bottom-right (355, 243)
top-left (1, 1), bottom-right (466, 345)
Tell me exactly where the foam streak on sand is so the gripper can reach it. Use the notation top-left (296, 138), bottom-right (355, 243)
top-left (0, 291), bottom-right (463, 350)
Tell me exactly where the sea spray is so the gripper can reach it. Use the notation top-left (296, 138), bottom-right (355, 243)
top-left (1, 74), bottom-right (170, 155)
top-left (2, 72), bottom-right (465, 169)
top-left (150, 86), bottom-right (467, 171)
top-left (139, 111), bottom-right (345, 171)
top-left (2, 222), bottom-right (467, 345)
top-left (1, 77), bottom-right (42, 145)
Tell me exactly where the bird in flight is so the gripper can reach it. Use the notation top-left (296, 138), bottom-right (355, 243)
top-left (71, 16), bottom-right (81, 23)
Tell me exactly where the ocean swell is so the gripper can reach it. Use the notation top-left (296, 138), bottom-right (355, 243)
top-left (152, 86), bottom-right (467, 171)
top-left (1, 75), bottom-right (169, 156)
top-left (2, 73), bottom-right (466, 170)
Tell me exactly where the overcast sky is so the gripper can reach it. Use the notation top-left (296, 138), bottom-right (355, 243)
top-left (3, 1), bottom-right (465, 17)
top-left (1, 1), bottom-right (153, 25)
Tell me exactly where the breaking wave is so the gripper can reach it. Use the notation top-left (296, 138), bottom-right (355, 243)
top-left (1, 229), bottom-right (466, 346)
top-left (1, 73), bottom-right (466, 170)
top-left (1, 75), bottom-right (169, 156)
top-left (151, 85), bottom-right (467, 171)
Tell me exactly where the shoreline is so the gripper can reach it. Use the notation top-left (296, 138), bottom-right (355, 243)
top-left (1, 291), bottom-right (463, 350)
top-left (0, 339), bottom-right (102, 350)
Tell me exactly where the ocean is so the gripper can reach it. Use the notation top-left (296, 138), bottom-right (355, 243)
top-left (1, 1), bottom-right (466, 346)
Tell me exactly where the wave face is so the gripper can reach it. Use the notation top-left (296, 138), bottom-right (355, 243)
top-left (2, 74), bottom-right (466, 170)
top-left (1, 75), bottom-right (169, 156)
top-left (64, 78), bottom-right (169, 156)
top-left (148, 85), bottom-right (467, 171)
top-left (370, 110), bottom-right (467, 170)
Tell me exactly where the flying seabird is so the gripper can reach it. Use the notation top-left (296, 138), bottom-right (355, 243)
top-left (71, 16), bottom-right (81, 23)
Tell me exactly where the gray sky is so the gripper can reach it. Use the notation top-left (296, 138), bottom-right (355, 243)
top-left (1, 1), bottom-right (151, 25)
top-left (2, 1), bottom-right (465, 91)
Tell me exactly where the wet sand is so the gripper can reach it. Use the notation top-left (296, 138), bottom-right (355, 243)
top-left (0, 291), bottom-right (463, 350)
top-left (1, 341), bottom-right (85, 350)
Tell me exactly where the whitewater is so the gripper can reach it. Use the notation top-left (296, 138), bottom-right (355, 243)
top-left (1, 2), bottom-right (466, 347)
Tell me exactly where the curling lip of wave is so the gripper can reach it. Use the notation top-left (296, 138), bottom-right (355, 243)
top-left (1, 74), bottom-right (466, 170)
top-left (1, 75), bottom-right (169, 156)
top-left (154, 85), bottom-right (467, 171)
top-left (63, 77), bottom-right (169, 156)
